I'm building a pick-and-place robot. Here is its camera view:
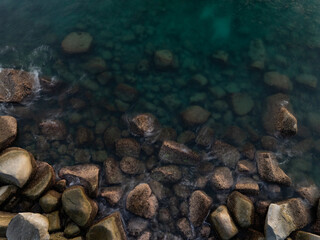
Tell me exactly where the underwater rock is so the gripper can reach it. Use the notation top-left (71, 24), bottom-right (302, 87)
top-left (191, 74), bottom-right (208, 86)
top-left (126, 183), bottom-right (158, 219)
top-left (276, 107), bottom-right (297, 137)
top-left (173, 183), bottom-right (192, 199)
top-left (189, 190), bottom-right (212, 227)
top-left (308, 112), bottom-right (320, 135)
top-left (296, 183), bottom-right (320, 206)
top-left (154, 49), bottom-right (177, 69)
top-left (0, 212), bottom-right (16, 237)
top-left (39, 120), bottom-right (67, 141)
top-left (231, 93), bottom-right (254, 116)
top-left (115, 83), bottom-right (139, 103)
top-left (129, 113), bottom-right (161, 137)
top-left (195, 126), bottom-right (214, 147)
top-left (209, 205), bottom-right (238, 240)
top-left (294, 231), bottom-right (320, 240)
top-left (62, 186), bottom-right (97, 227)
top-left (211, 167), bottom-right (234, 190)
top-left (59, 163), bottom-right (100, 197)
top-left (120, 156), bottom-right (144, 175)
top-left (237, 160), bottom-right (256, 173)
top-left (151, 165), bottom-right (181, 183)
top-left (157, 127), bottom-right (177, 142)
top-left (265, 198), bottom-right (310, 240)
top-left (83, 57), bottom-right (106, 74)
top-left (138, 231), bottom-right (151, 240)
top-left (0, 147), bottom-right (36, 188)
top-left (212, 50), bottom-right (229, 63)
top-left (264, 72), bottom-right (293, 91)
top-left (86, 211), bottom-right (126, 240)
top-left (0, 69), bottom-right (36, 103)
top-left (104, 157), bottom-right (124, 185)
top-left (158, 140), bottom-right (201, 165)
top-left (261, 135), bottom-right (278, 151)
top-left (44, 211), bottom-right (61, 232)
top-left (127, 217), bottom-right (148, 237)
top-left (177, 218), bottom-right (194, 239)
top-left (0, 116), bottom-right (17, 151)
top-left (115, 138), bottom-right (141, 158)
top-left (181, 105), bottom-right (211, 126)
top-left (211, 140), bottom-right (241, 169)
top-left (235, 177), bottom-right (260, 195)
top-left (177, 130), bottom-right (196, 144)
top-left (100, 186), bottom-right (123, 206)
top-left (256, 151), bottom-right (291, 186)
top-left (39, 190), bottom-right (61, 213)
top-left (240, 143), bottom-right (256, 160)
top-left (224, 126), bottom-right (247, 146)
top-left (296, 74), bottom-right (318, 88)
top-left (103, 126), bottom-right (121, 148)
top-left (6, 212), bottom-right (49, 240)
top-left (227, 191), bottom-right (254, 228)
top-left (61, 32), bottom-right (92, 54)
top-left (76, 127), bottom-right (94, 145)
top-left (248, 39), bottom-right (266, 70)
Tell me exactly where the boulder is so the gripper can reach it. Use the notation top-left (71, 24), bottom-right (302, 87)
top-left (0, 116), bottom-right (17, 150)
top-left (6, 213), bottom-right (49, 240)
top-left (100, 187), bottom-right (123, 206)
top-left (211, 140), bottom-right (241, 169)
top-left (0, 212), bottom-right (16, 237)
top-left (0, 147), bottom-right (36, 188)
top-left (158, 140), bottom-right (201, 165)
top-left (151, 165), bottom-right (182, 183)
top-left (276, 107), bottom-right (297, 137)
top-left (129, 113), bottom-right (161, 137)
top-left (181, 105), bottom-right (210, 126)
top-left (231, 93), bottom-right (254, 116)
top-left (189, 190), bottom-right (212, 227)
top-left (211, 167), bottom-right (234, 190)
top-left (115, 138), bottom-right (141, 158)
top-left (62, 186), bottom-right (98, 227)
top-left (264, 72), bottom-right (293, 91)
top-left (126, 183), bottom-right (158, 219)
top-left (177, 218), bottom-right (194, 239)
top-left (61, 32), bottom-right (92, 54)
top-left (39, 190), bottom-right (61, 213)
top-left (0, 69), bottom-right (36, 103)
top-left (120, 157), bottom-right (144, 175)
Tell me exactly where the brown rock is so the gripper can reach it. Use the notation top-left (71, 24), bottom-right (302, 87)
top-left (44, 210), bottom-right (61, 232)
top-left (83, 57), bottom-right (106, 74)
top-left (276, 107), bottom-right (298, 137)
top-left (157, 127), bottom-right (177, 142)
top-left (237, 160), bottom-right (256, 174)
top-left (129, 113), bottom-right (161, 137)
top-left (196, 126), bottom-right (214, 147)
top-left (173, 183), bottom-right (191, 199)
top-left (120, 157), bottom-right (144, 175)
top-left (211, 167), bottom-right (234, 190)
top-left (211, 140), bottom-right (241, 168)
top-left (177, 130), bottom-right (196, 144)
top-left (0, 116), bottom-right (17, 150)
top-left (181, 105), bottom-right (210, 126)
top-left (115, 138), bottom-right (140, 158)
top-left (64, 222), bottom-right (80, 238)
top-left (177, 218), bottom-right (194, 239)
top-left (39, 190), bottom-right (61, 213)
top-left (240, 143), bottom-right (256, 160)
top-left (100, 186), bottom-right (123, 206)
top-left (0, 211), bottom-right (16, 237)
top-left (189, 190), bottom-right (212, 227)
top-left (39, 120), bottom-right (67, 141)
top-left (224, 126), bottom-right (247, 146)
top-left (126, 183), bottom-right (158, 219)
top-left (115, 83), bottom-right (139, 103)
top-left (235, 177), bottom-right (259, 195)
top-left (154, 49), bottom-right (175, 69)
top-left (264, 71), bottom-right (293, 91)
top-left (0, 185), bottom-right (17, 206)
top-left (61, 32), bottom-right (92, 54)
top-left (103, 126), bottom-right (121, 148)
top-left (104, 157), bottom-right (124, 185)
top-left (151, 165), bottom-right (181, 183)
top-left (261, 136), bottom-right (278, 151)
top-left (296, 183), bottom-right (320, 206)
top-left (76, 127), bottom-right (94, 145)
top-left (149, 180), bottom-right (170, 201)
top-left (127, 217), bottom-right (148, 237)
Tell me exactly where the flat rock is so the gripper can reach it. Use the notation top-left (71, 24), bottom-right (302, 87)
top-left (62, 186), bottom-right (98, 227)
top-left (151, 165), bottom-right (182, 183)
top-left (231, 93), bottom-right (254, 115)
top-left (100, 187), bottom-right (123, 206)
top-left (189, 190), bottom-right (212, 227)
top-left (264, 72), bottom-right (293, 91)
top-left (211, 167), bottom-right (234, 190)
top-left (235, 177), bottom-right (260, 195)
top-left (0, 147), bottom-right (36, 188)
top-left (61, 32), bottom-right (92, 54)
top-left (6, 213), bottom-right (49, 240)
top-left (129, 113), bottom-right (161, 137)
top-left (211, 140), bottom-right (241, 169)
top-left (0, 212), bottom-right (16, 237)
top-left (181, 105), bottom-right (210, 126)
top-left (0, 116), bottom-right (17, 150)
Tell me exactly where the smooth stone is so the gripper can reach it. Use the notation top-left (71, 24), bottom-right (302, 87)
top-left (64, 222), bottom-right (80, 238)
top-left (181, 105), bottom-right (211, 126)
top-left (231, 93), bottom-right (254, 115)
top-left (0, 212), bottom-right (16, 237)
top-left (189, 190), bottom-right (212, 227)
top-left (264, 71), bottom-right (293, 91)
top-left (39, 190), bottom-right (61, 213)
top-left (294, 231), bottom-right (320, 240)
top-left (0, 186), bottom-right (17, 206)
top-left (211, 167), bottom-right (234, 190)
top-left (44, 211), bottom-right (61, 232)
top-left (0, 116), bottom-right (17, 150)
top-left (61, 32), bottom-right (92, 54)
top-left (100, 187), bottom-right (123, 206)
top-left (211, 140), bottom-right (240, 169)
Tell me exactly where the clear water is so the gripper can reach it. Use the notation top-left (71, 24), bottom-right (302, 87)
top-left (1, 0), bottom-right (320, 237)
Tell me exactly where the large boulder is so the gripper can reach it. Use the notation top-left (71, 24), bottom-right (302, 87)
top-left (0, 69), bottom-right (36, 103)
top-left (126, 183), bottom-right (158, 219)
top-left (0, 116), bottom-right (17, 150)
top-left (61, 32), bottom-right (92, 54)
top-left (0, 147), bottom-right (36, 188)
top-left (189, 190), bottom-right (212, 227)
top-left (6, 213), bottom-right (50, 240)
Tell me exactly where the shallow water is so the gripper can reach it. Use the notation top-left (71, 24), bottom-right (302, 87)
top-left (1, 0), bottom-right (320, 238)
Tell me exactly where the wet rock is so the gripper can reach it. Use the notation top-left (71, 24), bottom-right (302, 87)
top-left (6, 213), bottom-right (49, 240)
top-left (211, 140), bottom-right (241, 168)
top-left (0, 147), bottom-right (36, 188)
top-left (0, 116), bottom-right (17, 150)
top-left (154, 49), bottom-right (176, 69)
top-left (296, 74), bottom-right (318, 88)
top-left (237, 160), bottom-right (256, 174)
top-left (115, 138), bottom-right (141, 158)
top-left (256, 151), bottom-right (291, 186)
top-left (120, 156), bottom-right (144, 175)
top-left (173, 183), bottom-right (191, 199)
top-left (246, 229), bottom-right (265, 240)
top-left (0, 212), bottom-right (16, 237)
top-left (261, 136), bottom-right (278, 151)
top-left (240, 143), bottom-right (256, 160)
top-left (181, 105), bottom-right (211, 126)
top-left (64, 222), bottom-right (80, 238)
top-left (0, 69), bottom-right (36, 103)
top-left (227, 191), bottom-right (254, 228)
top-left (86, 211), bottom-right (126, 240)
top-left (127, 217), bottom-right (148, 237)
top-left (294, 231), bottom-right (320, 240)
top-left (209, 205), bottom-right (239, 240)
top-left (129, 113), bottom-right (161, 137)
top-left (157, 127), bottom-right (177, 142)
top-left (224, 126), bottom-right (248, 146)
top-left (59, 164), bottom-right (100, 197)
top-left (211, 167), bottom-right (234, 190)
top-left (44, 211), bottom-right (61, 232)
top-left (265, 198), bottom-right (311, 240)
top-left (192, 74), bottom-right (208, 86)
top-left (276, 107), bottom-right (298, 137)
top-left (231, 93), bottom-right (254, 116)
top-left (53, 179), bottom-right (66, 193)
top-left (104, 157), bottom-right (124, 185)
top-left (159, 140), bottom-right (201, 165)
top-left (39, 190), bottom-right (61, 213)
top-left (100, 186), bottom-right (123, 206)
top-left (115, 83), bottom-right (139, 103)
top-left (62, 186), bottom-right (98, 227)
top-left (103, 126), bottom-right (121, 148)
top-left (22, 161), bottom-right (55, 200)
top-left (308, 112), bottom-right (320, 134)
top-left (83, 57), bottom-right (106, 74)
top-left (39, 120), bottom-right (67, 141)
top-left (151, 165), bottom-right (181, 183)
top-left (235, 177), bottom-right (259, 195)
top-left (126, 183), bottom-right (158, 219)
top-left (138, 231), bottom-right (151, 240)
top-left (0, 185), bottom-right (17, 206)
top-left (76, 127), bottom-right (94, 145)
top-left (249, 39), bottom-right (266, 69)
top-left (264, 72), bottom-right (293, 91)
top-left (61, 32), bottom-right (92, 54)
top-left (212, 50), bottom-right (229, 63)
top-left (149, 180), bottom-right (169, 201)
top-left (177, 218), bottom-right (194, 239)
top-left (159, 208), bottom-right (171, 223)
top-left (196, 126), bottom-right (214, 147)
top-left (296, 183), bottom-right (320, 206)
top-left (189, 190), bottom-right (213, 227)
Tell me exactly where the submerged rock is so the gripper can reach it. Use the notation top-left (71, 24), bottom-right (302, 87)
top-left (296, 74), bottom-right (318, 88)
top-left (231, 93), bottom-right (254, 116)
top-left (61, 32), bottom-right (92, 54)
top-left (120, 156), bottom-right (144, 175)
top-left (100, 186), bottom-right (123, 206)
top-left (104, 157), bottom-right (124, 185)
top-left (154, 49), bottom-right (176, 69)
top-left (264, 72), bottom-right (293, 91)
top-left (129, 113), bottom-right (161, 137)
top-left (181, 105), bottom-right (211, 126)
top-left (189, 190), bottom-right (212, 227)
top-left (235, 177), bottom-right (260, 195)
top-left (276, 107), bottom-right (297, 137)
top-left (211, 167), bottom-right (234, 190)
top-left (294, 231), bottom-right (320, 240)
top-left (115, 83), bottom-right (139, 103)
top-left (151, 165), bottom-right (181, 183)
top-left (0, 116), bottom-right (17, 150)
top-left (83, 57), bottom-right (106, 74)
top-left (211, 140), bottom-right (241, 169)
top-left (177, 218), bottom-right (194, 239)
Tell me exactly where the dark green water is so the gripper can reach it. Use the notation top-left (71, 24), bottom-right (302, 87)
top-left (1, 0), bottom-right (320, 238)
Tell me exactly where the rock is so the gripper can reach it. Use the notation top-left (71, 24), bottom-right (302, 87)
top-left (177, 218), bottom-right (194, 239)
top-left (227, 191), bottom-right (254, 228)
top-left (154, 49), bottom-right (176, 69)
top-left (209, 205), bottom-right (239, 240)
top-left (0, 116), bottom-right (17, 150)
top-left (296, 183), bottom-right (320, 206)
top-left (0, 185), bottom-right (17, 206)
top-left (308, 112), bottom-right (320, 134)
top-left (129, 113), bottom-right (161, 137)
top-left (240, 143), bottom-right (256, 160)
top-left (151, 165), bottom-right (181, 183)
top-left (64, 222), bottom-right (80, 238)
top-left (0, 147), bottom-right (36, 188)
top-left (296, 74), bottom-right (318, 88)
top-left (126, 183), bottom-right (158, 219)
top-left (246, 229), bottom-right (265, 240)
top-left (127, 217), bottom-right (148, 237)
top-left (249, 39), bottom-right (266, 69)
top-left (237, 160), bottom-right (256, 174)
top-left (149, 180), bottom-right (169, 201)
top-left (59, 164), bottom-right (100, 197)
top-left (294, 231), bottom-right (320, 240)
top-left (44, 211), bottom-right (61, 232)
top-left (74, 149), bottom-right (91, 164)
top-left (86, 211), bottom-right (126, 240)
top-left (276, 107), bottom-right (297, 137)
top-left (120, 157), bottom-right (144, 175)
top-left (115, 83), bottom-right (139, 103)
top-left (0, 212), bottom-right (16, 237)
top-left (6, 213), bottom-right (49, 240)
top-left (211, 167), bottom-right (234, 190)
top-left (39, 190), bottom-right (61, 213)
top-left (181, 105), bottom-right (211, 126)
top-left (264, 72), bottom-right (293, 91)
top-left (192, 74), bottom-right (208, 86)
top-left (173, 183), bottom-right (191, 199)
top-left (158, 140), bottom-right (201, 165)
top-left (189, 190), bottom-right (212, 227)
top-left (0, 69), bottom-right (36, 103)
top-left (100, 187), bottom-right (123, 206)
top-left (22, 161), bottom-right (55, 200)
top-left (212, 50), bottom-right (229, 63)
top-left (256, 151), bottom-right (291, 186)
top-left (103, 126), bottom-right (121, 148)
top-left (224, 126), bottom-right (248, 146)
top-left (104, 157), bottom-right (124, 185)
top-left (177, 131), bottom-right (196, 144)
top-left (62, 186), bottom-right (98, 227)
top-left (157, 127), bottom-right (177, 142)
top-left (39, 120), bottom-right (67, 141)
top-left (115, 138), bottom-right (141, 158)
top-left (261, 136), bottom-right (278, 151)
top-left (265, 198), bottom-right (311, 240)
top-left (138, 231), bottom-right (151, 240)
top-left (61, 32), bottom-right (92, 54)
top-left (83, 57), bottom-right (106, 74)
top-left (195, 126), bottom-right (214, 147)
top-left (235, 177), bottom-right (260, 195)
top-left (76, 127), bottom-right (94, 145)
top-left (231, 93), bottom-right (254, 115)
top-left (211, 140), bottom-right (241, 168)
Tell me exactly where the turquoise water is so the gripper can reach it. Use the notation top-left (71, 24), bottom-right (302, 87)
top-left (1, 0), bottom-right (320, 237)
